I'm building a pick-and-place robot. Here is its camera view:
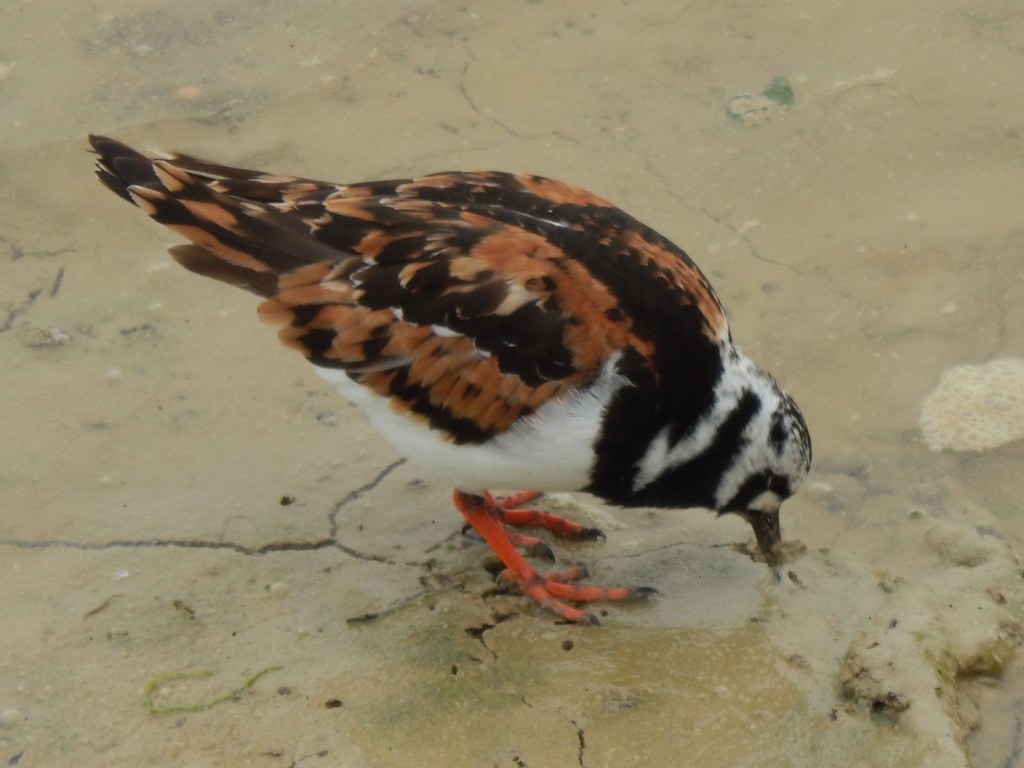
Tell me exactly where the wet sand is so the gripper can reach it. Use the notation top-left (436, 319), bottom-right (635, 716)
top-left (2, 2), bottom-right (1024, 766)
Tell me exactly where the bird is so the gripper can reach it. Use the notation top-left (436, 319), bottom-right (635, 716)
top-left (89, 134), bottom-right (812, 624)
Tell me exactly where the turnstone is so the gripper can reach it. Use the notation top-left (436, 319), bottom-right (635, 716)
top-left (90, 135), bottom-right (812, 624)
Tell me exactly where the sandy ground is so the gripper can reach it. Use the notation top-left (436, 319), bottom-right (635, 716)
top-left (2, 1), bottom-right (1024, 766)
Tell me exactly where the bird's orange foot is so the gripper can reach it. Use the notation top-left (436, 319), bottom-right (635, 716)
top-left (497, 565), bottom-right (656, 624)
top-left (453, 490), bottom-right (656, 624)
top-left (492, 490), bottom-right (606, 541)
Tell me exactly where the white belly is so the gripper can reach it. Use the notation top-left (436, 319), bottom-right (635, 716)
top-left (314, 358), bottom-right (627, 493)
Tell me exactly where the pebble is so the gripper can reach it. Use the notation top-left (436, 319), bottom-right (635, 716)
top-left (0, 709), bottom-right (22, 728)
top-left (23, 327), bottom-right (71, 347)
top-left (267, 582), bottom-right (289, 599)
top-left (175, 84), bottom-right (204, 100)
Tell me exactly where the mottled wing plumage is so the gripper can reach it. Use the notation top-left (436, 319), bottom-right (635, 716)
top-left (90, 135), bottom-right (728, 445)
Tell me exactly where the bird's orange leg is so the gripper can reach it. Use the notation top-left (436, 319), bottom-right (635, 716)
top-left (453, 490), bottom-right (654, 624)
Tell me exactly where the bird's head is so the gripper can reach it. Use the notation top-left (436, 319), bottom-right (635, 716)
top-left (716, 368), bottom-right (811, 575)
top-left (605, 349), bottom-right (811, 574)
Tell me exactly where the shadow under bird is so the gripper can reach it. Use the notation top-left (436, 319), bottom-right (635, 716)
top-left (90, 135), bottom-right (812, 624)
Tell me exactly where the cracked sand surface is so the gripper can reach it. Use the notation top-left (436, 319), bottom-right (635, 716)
top-left (3, 1), bottom-right (1024, 766)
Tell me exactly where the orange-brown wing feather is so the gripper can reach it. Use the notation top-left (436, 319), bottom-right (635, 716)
top-left (259, 214), bottom-right (650, 442)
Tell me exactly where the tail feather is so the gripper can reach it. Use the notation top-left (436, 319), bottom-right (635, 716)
top-left (89, 135), bottom-right (350, 297)
top-left (151, 152), bottom-right (333, 205)
top-left (90, 134), bottom-right (164, 203)
top-left (168, 245), bottom-right (280, 297)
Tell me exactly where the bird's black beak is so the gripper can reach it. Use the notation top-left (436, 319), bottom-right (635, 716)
top-left (741, 508), bottom-right (783, 580)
